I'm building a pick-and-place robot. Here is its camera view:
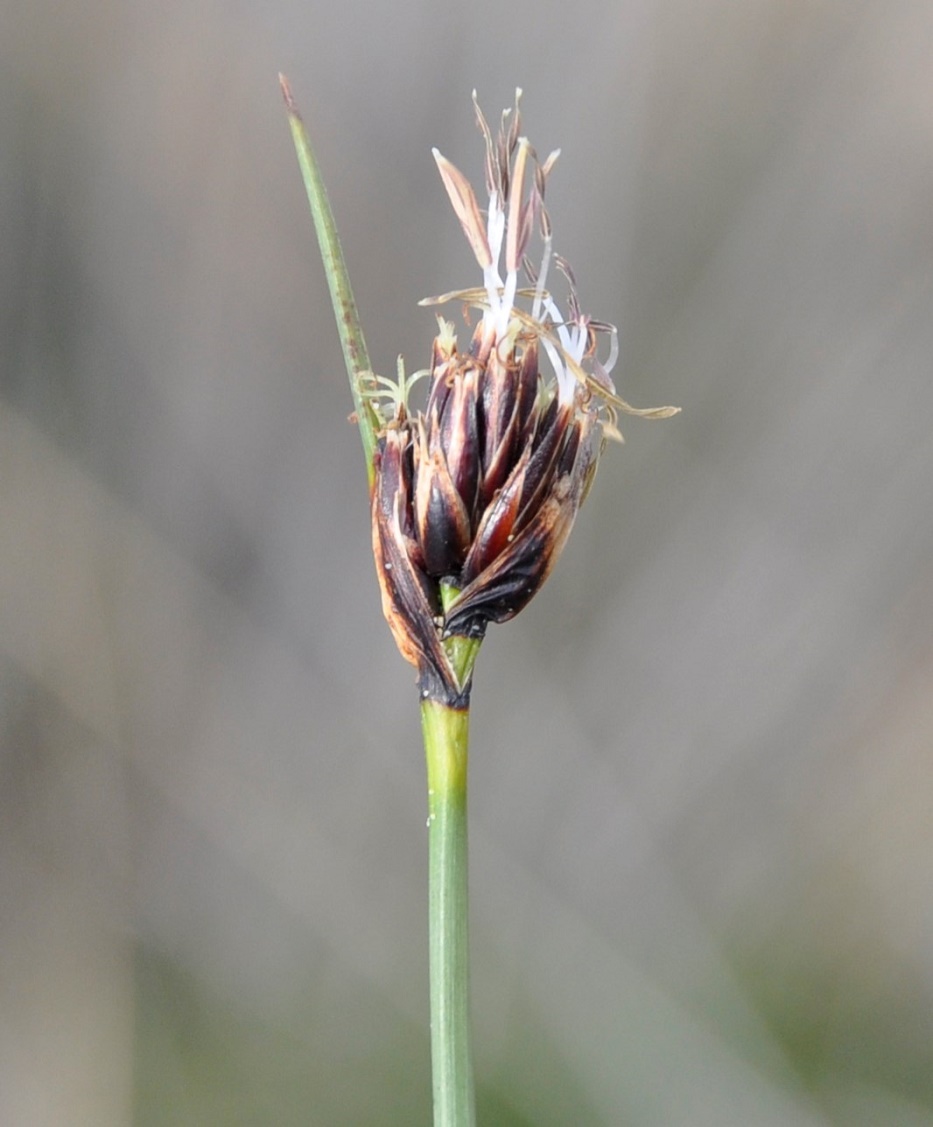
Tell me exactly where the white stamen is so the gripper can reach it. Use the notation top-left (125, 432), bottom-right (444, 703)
top-left (532, 235), bottom-right (553, 323)
top-left (604, 326), bottom-right (619, 374)
top-left (567, 317), bottom-right (587, 364)
top-left (497, 270), bottom-right (518, 338)
top-left (485, 193), bottom-right (506, 277)
top-left (540, 336), bottom-right (575, 404)
top-left (483, 194), bottom-right (506, 320)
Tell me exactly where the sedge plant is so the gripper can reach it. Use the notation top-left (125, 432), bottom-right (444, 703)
top-left (280, 77), bottom-right (678, 1126)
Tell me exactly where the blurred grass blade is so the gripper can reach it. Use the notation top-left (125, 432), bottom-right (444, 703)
top-left (279, 74), bottom-right (380, 486)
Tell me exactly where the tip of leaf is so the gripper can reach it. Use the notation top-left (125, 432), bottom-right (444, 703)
top-left (278, 73), bottom-right (300, 116)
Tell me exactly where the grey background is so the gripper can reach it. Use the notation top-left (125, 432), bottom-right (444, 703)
top-left (2, 0), bottom-right (932, 1123)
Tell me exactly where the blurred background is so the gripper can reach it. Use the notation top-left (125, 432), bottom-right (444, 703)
top-left (2, 0), bottom-right (932, 1123)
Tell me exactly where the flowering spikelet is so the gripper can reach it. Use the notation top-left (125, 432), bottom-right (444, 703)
top-left (370, 92), bottom-right (678, 704)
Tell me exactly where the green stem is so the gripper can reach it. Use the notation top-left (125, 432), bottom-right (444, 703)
top-left (279, 75), bottom-right (380, 486)
top-left (421, 698), bottom-right (475, 1127)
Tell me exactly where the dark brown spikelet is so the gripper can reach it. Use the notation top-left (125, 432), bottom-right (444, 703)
top-left (372, 424), bottom-right (459, 700)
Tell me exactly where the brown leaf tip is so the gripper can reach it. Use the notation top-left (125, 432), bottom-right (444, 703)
top-left (278, 73), bottom-right (300, 117)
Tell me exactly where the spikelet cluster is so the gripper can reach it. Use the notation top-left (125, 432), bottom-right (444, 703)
top-left (369, 93), bottom-right (677, 703)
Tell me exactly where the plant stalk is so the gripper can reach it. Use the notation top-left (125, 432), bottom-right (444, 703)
top-left (421, 698), bottom-right (475, 1127)
top-left (282, 79), bottom-right (478, 1122)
